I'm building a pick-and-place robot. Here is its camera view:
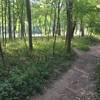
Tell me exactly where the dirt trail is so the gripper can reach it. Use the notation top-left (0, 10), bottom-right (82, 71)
top-left (30, 44), bottom-right (100, 100)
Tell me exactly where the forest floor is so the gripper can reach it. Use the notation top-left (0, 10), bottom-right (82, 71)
top-left (0, 36), bottom-right (100, 100)
top-left (30, 44), bottom-right (100, 100)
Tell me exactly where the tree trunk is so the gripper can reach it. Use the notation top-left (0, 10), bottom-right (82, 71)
top-left (66, 0), bottom-right (73, 53)
top-left (1, 0), bottom-right (4, 44)
top-left (80, 19), bottom-right (84, 37)
top-left (44, 14), bottom-right (47, 35)
top-left (26, 0), bottom-right (33, 51)
top-left (20, 1), bottom-right (25, 39)
top-left (4, 0), bottom-right (7, 45)
top-left (53, 7), bottom-right (57, 37)
top-left (71, 21), bottom-right (76, 38)
top-left (8, 0), bottom-right (12, 39)
top-left (57, 0), bottom-right (61, 36)
top-left (21, 20), bottom-right (25, 39)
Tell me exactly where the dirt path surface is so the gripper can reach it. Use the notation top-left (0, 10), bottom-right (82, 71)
top-left (30, 44), bottom-right (100, 100)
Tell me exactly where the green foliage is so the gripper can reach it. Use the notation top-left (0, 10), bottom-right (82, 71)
top-left (88, 13), bottom-right (100, 34)
top-left (0, 38), bottom-right (72, 100)
top-left (72, 36), bottom-right (100, 51)
top-left (0, 36), bottom-right (99, 100)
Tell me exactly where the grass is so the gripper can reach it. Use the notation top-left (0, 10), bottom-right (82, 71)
top-left (0, 35), bottom-right (99, 100)
top-left (96, 59), bottom-right (100, 100)
top-left (72, 36), bottom-right (100, 51)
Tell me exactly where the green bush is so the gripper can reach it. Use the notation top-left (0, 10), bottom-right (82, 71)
top-left (73, 36), bottom-right (100, 51)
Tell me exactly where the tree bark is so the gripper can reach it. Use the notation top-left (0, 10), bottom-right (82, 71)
top-left (66, 0), bottom-right (73, 53)
top-left (8, 0), bottom-right (12, 39)
top-left (53, 7), bottom-right (57, 37)
top-left (44, 13), bottom-right (47, 35)
top-left (4, 0), bottom-right (7, 45)
top-left (26, 0), bottom-right (33, 51)
top-left (1, 0), bottom-right (4, 44)
top-left (80, 19), bottom-right (84, 37)
top-left (57, 0), bottom-right (61, 36)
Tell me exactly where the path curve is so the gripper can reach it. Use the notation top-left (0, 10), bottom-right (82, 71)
top-left (30, 44), bottom-right (100, 100)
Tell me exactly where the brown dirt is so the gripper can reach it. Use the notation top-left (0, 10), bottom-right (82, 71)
top-left (30, 44), bottom-right (100, 100)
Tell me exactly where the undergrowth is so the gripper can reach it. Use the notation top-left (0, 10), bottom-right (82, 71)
top-left (0, 38), bottom-right (73, 100)
top-left (0, 36), bottom-right (99, 100)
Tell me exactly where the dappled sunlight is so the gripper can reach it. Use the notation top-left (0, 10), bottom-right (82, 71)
top-left (0, 37), bottom-right (74, 100)
top-left (0, 0), bottom-right (100, 99)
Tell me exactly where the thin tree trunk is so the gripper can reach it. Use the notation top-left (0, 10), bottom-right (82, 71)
top-left (4, 0), bottom-right (7, 46)
top-left (80, 19), bottom-right (84, 37)
top-left (44, 14), bottom-right (47, 35)
top-left (53, 31), bottom-right (57, 56)
top-left (13, 0), bottom-right (16, 39)
top-left (1, 0), bottom-right (4, 44)
top-left (26, 0), bottom-right (33, 51)
top-left (53, 7), bottom-right (57, 37)
top-left (8, 0), bottom-right (12, 39)
top-left (57, 0), bottom-right (61, 36)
